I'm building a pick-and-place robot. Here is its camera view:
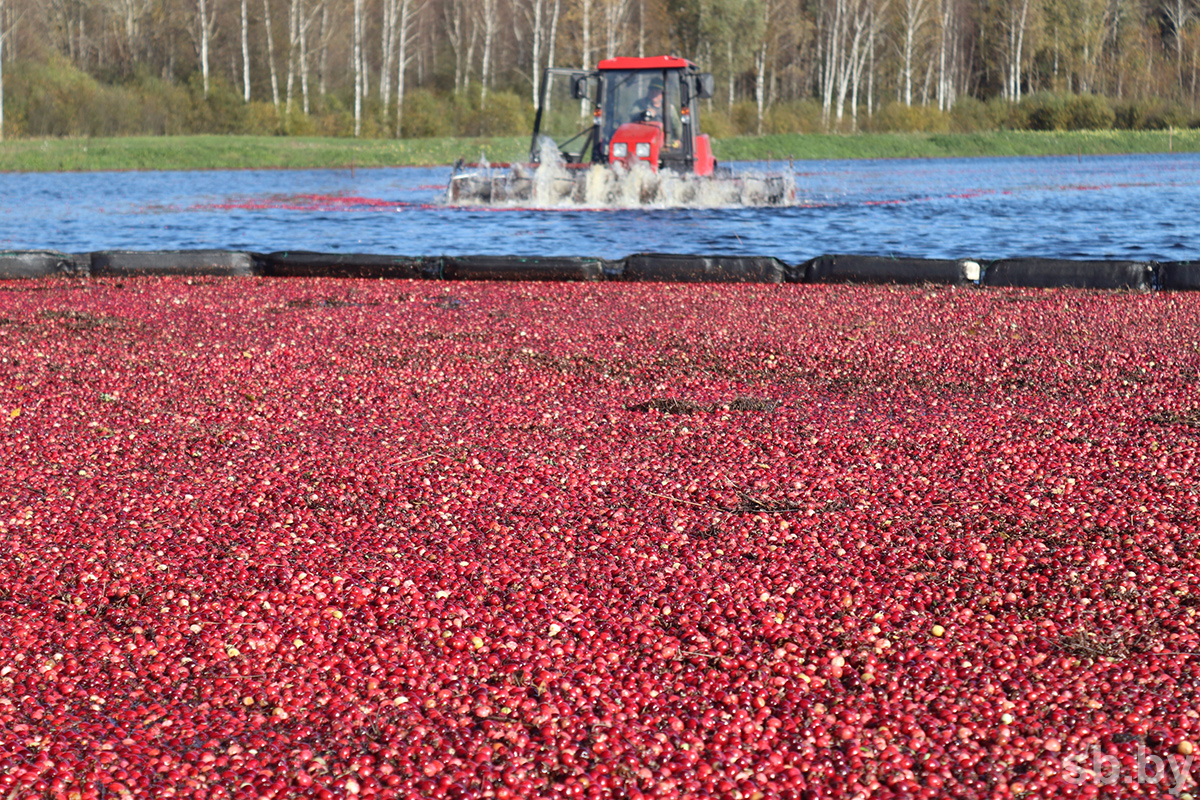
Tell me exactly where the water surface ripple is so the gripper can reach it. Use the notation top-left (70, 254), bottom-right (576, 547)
top-left (1, 153), bottom-right (1196, 262)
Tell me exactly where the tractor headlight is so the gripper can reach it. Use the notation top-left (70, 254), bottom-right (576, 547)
top-left (635, 142), bottom-right (651, 158)
top-left (611, 142), bottom-right (628, 158)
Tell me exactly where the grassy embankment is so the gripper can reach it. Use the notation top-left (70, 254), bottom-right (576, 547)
top-left (716, 128), bottom-right (1200, 161)
top-left (1, 129), bottom-right (1198, 171)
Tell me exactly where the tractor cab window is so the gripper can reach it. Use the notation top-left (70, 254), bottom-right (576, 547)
top-left (532, 69), bottom-right (601, 164)
top-left (601, 70), bottom-right (683, 151)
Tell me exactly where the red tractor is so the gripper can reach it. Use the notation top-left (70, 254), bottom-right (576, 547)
top-left (537, 55), bottom-right (717, 176)
top-left (448, 56), bottom-right (790, 206)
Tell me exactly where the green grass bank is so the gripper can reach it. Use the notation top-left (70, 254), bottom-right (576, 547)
top-left (1, 129), bottom-right (1198, 172)
top-left (715, 129), bottom-right (1200, 161)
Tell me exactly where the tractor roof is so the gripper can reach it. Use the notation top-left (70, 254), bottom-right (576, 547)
top-left (595, 55), bottom-right (697, 71)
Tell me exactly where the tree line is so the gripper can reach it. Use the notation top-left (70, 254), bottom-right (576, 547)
top-left (1, 0), bottom-right (1198, 141)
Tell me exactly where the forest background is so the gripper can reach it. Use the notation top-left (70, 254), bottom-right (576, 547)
top-left (0, 0), bottom-right (1198, 146)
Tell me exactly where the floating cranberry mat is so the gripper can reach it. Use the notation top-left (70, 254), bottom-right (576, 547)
top-left (3, 278), bottom-right (1200, 799)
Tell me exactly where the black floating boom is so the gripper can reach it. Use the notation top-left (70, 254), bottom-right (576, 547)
top-left (0, 250), bottom-right (1194, 290)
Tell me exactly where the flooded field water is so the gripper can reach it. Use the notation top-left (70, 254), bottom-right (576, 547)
top-left (1, 153), bottom-right (1197, 262)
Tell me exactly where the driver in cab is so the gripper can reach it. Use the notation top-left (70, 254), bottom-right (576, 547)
top-left (632, 79), bottom-right (682, 149)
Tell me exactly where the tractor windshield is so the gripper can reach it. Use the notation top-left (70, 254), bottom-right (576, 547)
top-left (532, 69), bottom-right (601, 163)
top-left (600, 69), bottom-right (683, 151)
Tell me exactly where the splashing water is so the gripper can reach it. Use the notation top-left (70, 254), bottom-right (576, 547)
top-left (445, 137), bottom-right (796, 209)
top-left (531, 137), bottom-right (569, 207)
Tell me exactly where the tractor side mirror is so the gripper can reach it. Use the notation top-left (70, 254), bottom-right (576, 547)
top-left (571, 74), bottom-right (590, 100)
top-left (695, 73), bottom-right (715, 100)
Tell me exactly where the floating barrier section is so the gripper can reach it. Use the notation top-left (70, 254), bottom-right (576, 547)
top-left (1, 249), bottom-right (1196, 290)
top-left (981, 258), bottom-right (1154, 291)
top-left (804, 255), bottom-right (980, 286)
top-left (259, 252), bottom-right (434, 279)
top-left (91, 250), bottom-right (257, 277)
top-left (0, 251), bottom-right (74, 280)
top-left (441, 256), bottom-right (606, 282)
top-left (1156, 262), bottom-right (1200, 292)
top-left (620, 254), bottom-right (789, 284)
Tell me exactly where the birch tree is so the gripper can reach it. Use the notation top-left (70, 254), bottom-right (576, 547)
top-left (108, 0), bottom-right (153, 63)
top-left (989, 0), bottom-right (1037, 100)
top-left (382, 0), bottom-right (418, 109)
top-left (241, 0), bottom-right (250, 100)
top-left (821, 0), bottom-right (876, 125)
top-left (263, 0), bottom-right (281, 108)
top-left (899, 0), bottom-right (932, 104)
top-left (444, 0), bottom-right (467, 93)
top-left (835, 0), bottom-right (872, 124)
top-left (755, 0), bottom-right (771, 132)
top-left (318, 1), bottom-right (329, 96)
top-left (478, 0), bottom-right (498, 105)
top-left (353, 0), bottom-right (363, 135)
top-left (934, 0), bottom-right (954, 109)
top-left (850, 0), bottom-right (885, 127)
top-left (582, 0), bottom-right (592, 68)
top-left (195, 0), bottom-right (218, 96)
top-left (381, 0), bottom-right (397, 108)
top-left (689, 0), bottom-right (762, 108)
top-left (285, 0), bottom-right (298, 111)
top-left (526, 0), bottom-right (544, 103)
top-left (0, 0), bottom-right (7, 141)
top-left (395, 0), bottom-right (417, 135)
top-left (602, 0), bottom-right (635, 59)
top-left (299, 0), bottom-right (320, 112)
top-left (285, 0), bottom-right (318, 112)
top-left (1163, 0), bottom-right (1196, 94)
top-left (1008, 0), bottom-right (1032, 100)
top-left (465, 6), bottom-right (479, 92)
top-left (547, 0), bottom-right (560, 69)
top-left (821, 0), bottom-right (846, 124)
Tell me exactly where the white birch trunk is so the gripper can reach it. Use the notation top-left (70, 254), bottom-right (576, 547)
top-left (582, 0), bottom-right (591, 70)
top-left (605, 0), bottom-right (614, 59)
top-left (198, 0), bottom-right (212, 96)
top-left (850, 0), bottom-right (881, 129)
top-left (285, 0), bottom-right (299, 112)
top-left (531, 0), bottom-right (543, 105)
top-left (755, 0), bottom-right (773, 134)
top-left (354, 0), bottom-right (363, 136)
top-left (867, 22), bottom-right (875, 117)
top-left (381, 0), bottom-right (396, 108)
top-left (395, 0), bottom-right (412, 136)
top-left (822, 0), bottom-right (842, 126)
top-left (921, 49), bottom-right (934, 102)
top-left (446, 0), bottom-right (464, 94)
top-left (0, 0), bottom-right (5, 142)
top-left (479, 0), bottom-right (496, 106)
top-left (604, 0), bottom-right (632, 59)
top-left (1163, 0), bottom-right (1192, 94)
top-left (300, 4), bottom-right (310, 113)
top-left (728, 40), bottom-right (735, 108)
top-left (543, 0), bottom-right (560, 114)
top-left (465, 10), bottom-right (478, 93)
top-left (835, 0), bottom-right (866, 124)
top-left (936, 0), bottom-right (948, 110)
top-left (264, 0), bottom-right (281, 108)
top-left (755, 40), bottom-right (767, 134)
top-left (638, 0), bottom-right (645, 57)
top-left (319, 2), bottom-right (329, 96)
top-left (901, 0), bottom-right (929, 106)
top-left (242, 0), bottom-right (251, 101)
top-left (548, 0), bottom-right (560, 69)
top-left (1014, 0), bottom-right (1029, 102)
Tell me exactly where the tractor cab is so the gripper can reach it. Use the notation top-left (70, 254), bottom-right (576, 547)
top-left (531, 56), bottom-right (717, 176)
